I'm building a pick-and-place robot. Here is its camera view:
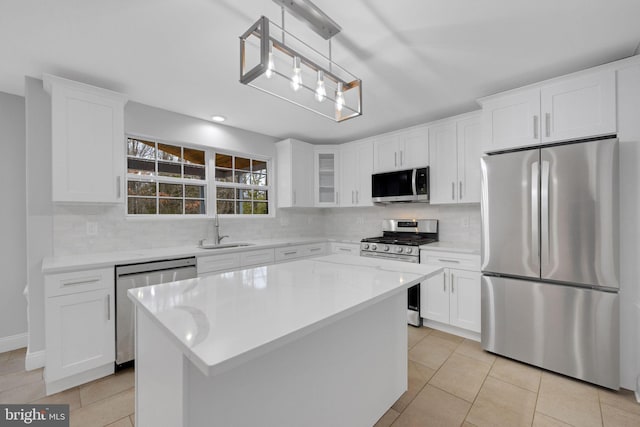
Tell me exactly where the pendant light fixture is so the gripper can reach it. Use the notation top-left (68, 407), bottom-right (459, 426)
top-left (239, 0), bottom-right (362, 122)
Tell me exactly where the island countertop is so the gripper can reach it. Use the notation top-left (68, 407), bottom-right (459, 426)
top-left (128, 254), bottom-right (442, 377)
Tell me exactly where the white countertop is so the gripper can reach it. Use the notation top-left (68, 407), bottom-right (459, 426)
top-left (420, 241), bottom-right (480, 255)
top-left (41, 237), bottom-right (328, 273)
top-left (128, 254), bottom-right (442, 377)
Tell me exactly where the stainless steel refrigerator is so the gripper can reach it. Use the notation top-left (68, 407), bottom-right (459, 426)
top-left (480, 137), bottom-right (619, 389)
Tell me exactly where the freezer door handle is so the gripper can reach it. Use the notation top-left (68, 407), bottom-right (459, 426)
top-left (541, 160), bottom-right (550, 268)
top-left (531, 162), bottom-right (539, 260)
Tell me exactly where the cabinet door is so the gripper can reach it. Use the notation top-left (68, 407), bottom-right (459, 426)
top-left (197, 253), bottom-right (241, 275)
top-left (541, 70), bottom-right (616, 143)
top-left (420, 270), bottom-right (449, 323)
top-left (291, 140), bottom-right (314, 207)
top-left (456, 115), bottom-right (482, 204)
top-left (482, 89), bottom-right (540, 152)
top-left (401, 127), bottom-right (429, 169)
top-left (339, 144), bottom-right (358, 207)
top-left (373, 135), bottom-right (400, 172)
top-left (449, 269), bottom-right (481, 333)
top-left (45, 75), bottom-right (127, 203)
top-left (46, 288), bottom-right (114, 382)
top-left (314, 148), bottom-right (340, 206)
top-left (355, 141), bottom-right (373, 206)
top-left (428, 122), bottom-right (458, 204)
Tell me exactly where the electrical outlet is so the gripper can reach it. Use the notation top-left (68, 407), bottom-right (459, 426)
top-left (86, 221), bottom-right (98, 236)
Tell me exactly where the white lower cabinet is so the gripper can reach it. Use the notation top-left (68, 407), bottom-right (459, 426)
top-left (275, 243), bottom-right (327, 263)
top-left (44, 268), bottom-right (115, 394)
top-left (420, 251), bottom-right (481, 335)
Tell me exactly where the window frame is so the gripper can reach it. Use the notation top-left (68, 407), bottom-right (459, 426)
top-left (125, 135), bottom-right (274, 219)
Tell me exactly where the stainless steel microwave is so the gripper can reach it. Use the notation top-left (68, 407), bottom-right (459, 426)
top-left (372, 167), bottom-right (429, 204)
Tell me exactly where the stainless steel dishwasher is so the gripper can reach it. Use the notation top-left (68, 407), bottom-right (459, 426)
top-left (115, 257), bottom-right (197, 369)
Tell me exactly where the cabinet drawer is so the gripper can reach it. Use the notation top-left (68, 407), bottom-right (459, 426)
top-left (420, 250), bottom-right (480, 271)
top-left (303, 243), bottom-right (326, 257)
top-left (330, 242), bottom-right (359, 255)
top-left (197, 253), bottom-right (241, 275)
top-left (45, 267), bottom-right (114, 297)
top-left (240, 249), bottom-right (275, 267)
top-left (275, 243), bottom-right (326, 262)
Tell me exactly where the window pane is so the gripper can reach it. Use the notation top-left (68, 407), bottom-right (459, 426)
top-left (217, 200), bottom-right (235, 214)
top-left (251, 173), bottom-right (267, 186)
top-left (215, 154), bottom-right (233, 168)
top-left (159, 198), bottom-right (183, 214)
top-left (215, 168), bottom-right (233, 182)
top-left (128, 197), bottom-right (157, 214)
top-left (236, 189), bottom-right (252, 200)
top-left (157, 143), bottom-right (181, 162)
top-left (184, 148), bottom-right (205, 165)
top-left (235, 171), bottom-right (251, 184)
top-left (253, 190), bottom-right (268, 201)
top-left (237, 201), bottom-right (252, 214)
top-left (127, 138), bottom-right (156, 159)
top-left (185, 200), bottom-right (205, 215)
top-left (253, 202), bottom-right (268, 215)
top-left (128, 181), bottom-right (156, 196)
top-left (159, 183), bottom-right (183, 197)
top-left (236, 157), bottom-right (251, 171)
top-left (216, 187), bottom-right (235, 199)
top-left (158, 161), bottom-right (182, 178)
top-left (252, 160), bottom-right (267, 173)
top-left (185, 185), bottom-right (205, 198)
top-left (128, 158), bottom-right (156, 176)
top-left (184, 165), bottom-right (205, 180)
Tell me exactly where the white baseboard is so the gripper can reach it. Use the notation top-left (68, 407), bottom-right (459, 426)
top-left (421, 319), bottom-right (481, 342)
top-left (25, 349), bottom-right (45, 371)
top-left (45, 363), bottom-right (113, 396)
top-left (0, 332), bottom-right (28, 353)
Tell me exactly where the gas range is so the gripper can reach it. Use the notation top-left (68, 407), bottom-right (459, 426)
top-left (359, 219), bottom-right (439, 263)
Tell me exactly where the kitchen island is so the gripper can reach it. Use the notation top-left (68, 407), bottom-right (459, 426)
top-left (128, 254), bottom-right (442, 427)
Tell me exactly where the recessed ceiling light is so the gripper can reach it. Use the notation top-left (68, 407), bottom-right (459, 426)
top-left (211, 115), bottom-right (226, 122)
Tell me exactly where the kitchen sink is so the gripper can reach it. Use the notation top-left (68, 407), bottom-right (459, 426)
top-left (199, 242), bottom-right (255, 250)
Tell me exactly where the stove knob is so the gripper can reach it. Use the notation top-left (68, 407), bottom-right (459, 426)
top-left (395, 247), bottom-right (403, 253)
top-left (371, 244), bottom-right (377, 251)
top-left (383, 245), bottom-right (390, 252)
top-left (405, 247), bottom-right (414, 254)
top-left (362, 243), bottom-right (369, 250)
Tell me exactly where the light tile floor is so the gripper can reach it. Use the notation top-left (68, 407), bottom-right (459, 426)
top-left (1, 326), bottom-right (638, 427)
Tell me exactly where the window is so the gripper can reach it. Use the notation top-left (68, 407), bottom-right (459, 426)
top-left (127, 138), bottom-right (207, 215)
top-left (214, 153), bottom-right (269, 215)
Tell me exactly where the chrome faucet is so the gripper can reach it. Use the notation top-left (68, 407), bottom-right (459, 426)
top-left (213, 213), bottom-right (229, 245)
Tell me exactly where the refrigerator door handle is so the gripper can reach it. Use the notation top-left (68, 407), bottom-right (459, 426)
top-left (531, 162), bottom-right (539, 260)
top-left (541, 160), bottom-right (550, 268)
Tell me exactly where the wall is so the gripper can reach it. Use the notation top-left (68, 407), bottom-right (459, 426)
top-left (323, 204), bottom-right (480, 245)
top-left (51, 102), bottom-right (326, 256)
top-left (25, 77), bottom-right (53, 360)
top-left (0, 91), bottom-right (28, 351)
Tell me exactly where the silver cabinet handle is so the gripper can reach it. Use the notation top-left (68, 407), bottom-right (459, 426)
top-left (62, 277), bottom-right (100, 287)
top-left (451, 182), bottom-right (455, 200)
top-left (459, 181), bottom-right (463, 200)
top-left (352, 191), bottom-right (354, 204)
top-left (339, 248), bottom-right (351, 252)
top-left (310, 247), bottom-right (322, 252)
top-left (443, 273), bottom-right (446, 292)
top-left (356, 190), bottom-right (359, 204)
top-left (116, 176), bottom-right (121, 199)
top-left (451, 274), bottom-right (455, 293)
top-left (545, 113), bottom-right (551, 138)
top-left (106, 295), bottom-right (111, 321)
top-left (400, 150), bottom-right (404, 166)
top-left (533, 115), bottom-right (539, 139)
top-left (283, 251), bottom-right (297, 256)
top-left (394, 152), bottom-right (397, 167)
top-left (438, 258), bottom-right (460, 263)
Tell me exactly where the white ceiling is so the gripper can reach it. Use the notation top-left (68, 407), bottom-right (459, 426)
top-left (2, 0), bottom-right (640, 144)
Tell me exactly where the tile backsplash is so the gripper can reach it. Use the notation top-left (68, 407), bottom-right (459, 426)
top-left (52, 203), bottom-right (480, 256)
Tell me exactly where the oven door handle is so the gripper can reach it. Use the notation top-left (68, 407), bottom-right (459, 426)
top-left (411, 168), bottom-right (417, 195)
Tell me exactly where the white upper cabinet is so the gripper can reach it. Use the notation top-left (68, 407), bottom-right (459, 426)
top-left (314, 146), bottom-right (340, 207)
top-left (372, 126), bottom-right (429, 172)
top-left (340, 140), bottom-right (373, 207)
top-left (276, 138), bottom-right (314, 208)
top-left (429, 112), bottom-right (482, 204)
top-left (480, 69), bottom-right (616, 152)
top-left (43, 74), bottom-right (128, 203)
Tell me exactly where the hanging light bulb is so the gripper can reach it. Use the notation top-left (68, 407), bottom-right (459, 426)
top-left (335, 82), bottom-right (345, 112)
top-left (315, 70), bottom-right (326, 102)
top-left (291, 56), bottom-right (302, 91)
top-left (265, 41), bottom-right (275, 79)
